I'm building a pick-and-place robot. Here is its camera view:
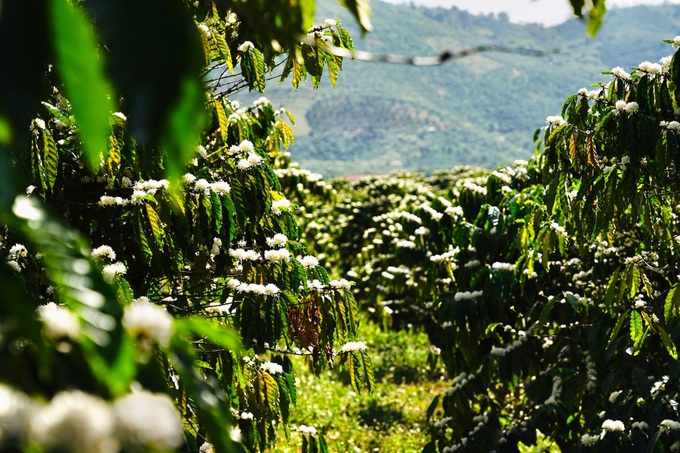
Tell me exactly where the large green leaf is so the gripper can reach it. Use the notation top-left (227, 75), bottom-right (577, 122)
top-left (84, 0), bottom-right (205, 177)
top-left (9, 196), bottom-right (135, 397)
top-left (162, 78), bottom-right (207, 181)
top-left (50, 0), bottom-right (114, 169)
top-left (174, 317), bottom-right (242, 352)
top-left (338, 0), bottom-right (373, 33)
top-left (585, 0), bottom-right (607, 37)
top-left (167, 333), bottom-right (237, 452)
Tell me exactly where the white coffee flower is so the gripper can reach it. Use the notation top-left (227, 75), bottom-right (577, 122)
top-left (298, 424), bottom-right (317, 435)
top-left (112, 111), bottom-right (127, 122)
top-left (0, 384), bottom-right (34, 444)
top-left (271, 198), bottom-right (291, 215)
top-left (102, 262), bottom-right (127, 283)
top-left (299, 255), bottom-right (319, 268)
top-left (581, 433), bottom-right (599, 446)
top-left (340, 341), bottom-right (367, 353)
top-left (611, 66), bottom-right (631, 81)
top-left (266, 233), bottom-right (288, 248)
top-left (36, 303), bottom-right (80, 340)
top-left (211, 180), bottom-right (231, 195)
top-left (661, 419), bottom-right (680, 430)
top-left (238, 41), bottom-right (254, 52)
top-left (602, 419), bottom-right (625, 432)
top-left (200, 442), bottom-right (216, 453)
top-left (261, 361), bottom-right (284, 375)
top-left (30, 391), bottom-right (116, 453)
top-left (546, 115), bottom-right (566, 126)
top-left (122, 299), bottom-right (174, 347)
top-left (114, 391), bottom-right (183, 450)
top-left (194, 178), bottom-right (211, 193)
top-left (92, 245), bottom-right (116, 262)
top-left (330, 278), bottom-right (351, 290)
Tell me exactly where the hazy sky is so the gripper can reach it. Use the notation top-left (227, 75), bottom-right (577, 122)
top-left (381, 0), bottom-right (680, 25)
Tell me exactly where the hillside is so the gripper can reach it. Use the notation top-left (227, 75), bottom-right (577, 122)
top-left (242, 1), bottom-right (680, 177)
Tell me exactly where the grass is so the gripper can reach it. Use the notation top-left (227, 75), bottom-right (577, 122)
top-left (273, 319), bottom-right (450, 452)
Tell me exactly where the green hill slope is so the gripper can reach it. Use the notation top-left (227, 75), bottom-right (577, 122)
top-left (247, 1), bottom-right (680, 177)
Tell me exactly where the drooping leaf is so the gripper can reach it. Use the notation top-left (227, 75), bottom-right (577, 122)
top-left (135, 210), bottom-right (153, 258)
top-left (665, 283), bottom-right (680, 323)
top-left (84, 0), bottom-right (205, 157)
top-left (338, 0), bottom-right (373, 33)
top-left (168, 333), bottom-right (237, 452)
top-left (361, 350), bottom-right (374, 394)
top-left (656, 323), bottom-right (678, 360)
top-left (107, 133), bottom-right (121, 175)
top-left (608, 310), bottom-right (629, 348)
top-left (174, 317), bottom-right (242, 352)
top-left (161, 78), bottom-right (207, 181)
top-left (213, 31), bottom-right (234, 74)
top-left (215, 99), bottom-right (228, 141)
top-left (41, 101), bottom-right (72, 127)
top-left (42, 128), bottom-right (58, 190)
top-left (585, 0), bottom-right (607, 37)
top-left (9, 196), bottom-right (135, 397)
top-left (145, 202), bottom-right (165, 249)
top-left (630, 310), bottom-right (645, 353)
top-left (50, 0), bottom-right (114, 168)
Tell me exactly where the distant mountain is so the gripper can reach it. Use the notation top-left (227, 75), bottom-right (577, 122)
top-left (244, 1), bottom-right (680, 177)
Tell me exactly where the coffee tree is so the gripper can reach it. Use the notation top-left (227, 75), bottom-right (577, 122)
top-left (298, 39), bottom-right (680, 451)
top-left (0, 0), bottom-right (374, 452)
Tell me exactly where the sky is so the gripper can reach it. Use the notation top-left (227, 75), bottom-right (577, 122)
top-left (381, 0), bottom-right (680, 26)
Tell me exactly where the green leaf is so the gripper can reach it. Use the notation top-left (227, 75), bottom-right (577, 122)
top-left (665, 283), bottom-right (680, 323)
top-left (9, 196), bottom-right (135, 397)
top-left (213, 32), bottom-right (234, 74)
top-left (485, 322), bottom-right (502, 336)
top-left (0, 116), bottom-right (10, 145)
top-left (50, 0), bottom-right (114, 168)
top-left (361, 350), bottom-right (374, 394)
top-left (338, 0), bottom-right (373, 33)
top-left (168, 333), bottom-right (236, 452)
top-left (162, 77), bottom-right (206, 182)
top-left (640, 270), bottom-right (653, 298)
top-left (214, 99), bottom-right (228, 141)
top-left (84, 0), bottom-right (205, 157)
top-left (672, 52), bottom-right (680, 91)
top-left (569, 0), bottom-right (586, 17)
top-left (174, 317), bottom-right (242, 352)
top-left (299, 0), bottom-right (316, 31)
top-left (585, 0), bottom-right (607, 37)
top-left (135, 210), bottom-right (152, 258)
top-left (241, 48), bottom-right (266, 92)
top-left (319, 434), bottom-right (328, 453)
top-left (336, 24), bottom-right (354, 50)
top-left (41, 101), bottom-right (72, 127)
top-left (145, 203), bottom-right (165, 249)
top-left (211, 190), bottom-right (223, 232)
top-left (630, 310), bottom-right (645, 353)
top-left (628, 265), bottom-right (640, 299)
top-left (347, 350), bottom-right (359, 392)
top-left (426, 395), bottom-right (440, 420)
top-left (42, 128), bottom-right (59, 190)
top-left (107, 134), bottom-right (121, 174)
top-left (608, 310), bottom-right (629, 348)
top-left (656, 323), bottom-right (678, 360)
